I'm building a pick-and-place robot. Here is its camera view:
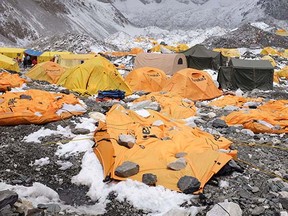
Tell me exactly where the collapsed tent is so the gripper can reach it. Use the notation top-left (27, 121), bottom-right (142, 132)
top-left (208, 95), bottom-right (263, 108)
top-left (0, 89), bottom-right (86, 125)
top-left (162, 68), bottom-right (222, 101)
top-left (57, 54), bottom-right (96, 68)
top-left (134, 53), bottom-right (187, 76)
top-left (94, 104), bottom-right (236, 192)
top-left (181, 44), bottom-right (222, 70)
top-left (0, 71), bottom-right (26, 91)
top-left (218, 59), bottom-right (274, 91)
top-left (134, 92), bottom-right (196, 119)
top-left (38, 51), bottom-right (71, 63)
top-left (0, 47), bottom-right (25, 59)
top-left (0, 54), bottom-right (20, 72)
top-left (224, 100), bottom-right (288, 134)
top-left (125, 67), bottom-right (167, 92)
top-left (26, 61), bottom-right (66, 84)
top-left (57, 56), bottom-right (132, 95)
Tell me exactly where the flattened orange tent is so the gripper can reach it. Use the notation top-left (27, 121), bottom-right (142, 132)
top-left (94, 104), bottom-right (236, 192)
top-left (0, 71), bottom-right (26, 91)
top-left (0, 89), bottom-right (86, 125)
top-left (162, 68), bottom-right (222, 101)
top-left (125, 67), bottom-right (167, 92)
top-left (26, 61), bottom-right (66, 84)
top-left (134, 92), bottom-right (196, 119)
top-left (208, 95), bottom-right (263, 108)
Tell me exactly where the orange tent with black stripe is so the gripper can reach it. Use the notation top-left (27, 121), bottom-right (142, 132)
top-left (94, 104), bottom-right (236, 192)
top-left (162, 68), bottom-right (222, 101)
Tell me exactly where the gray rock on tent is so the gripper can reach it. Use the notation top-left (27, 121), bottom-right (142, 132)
top-left (115, 161), bottom-right (139, 178)
top-left (177, 176), bottom-right (201, 194)
top-left (167, 158), bottom-right (187, 171)
top-left (142, 173), bottom-right (157, 186)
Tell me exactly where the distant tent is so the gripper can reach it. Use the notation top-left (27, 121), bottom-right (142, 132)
top-left (260, 47), bottom-right (280, 56)
top-left (162, 68), bottom-right (222, 101)
top-left (0, 47), bottom-right (25, 59)
top-left (218, 59), bottom-right (274, 91)
top-left (275, 29), bottom-right (288, 36)
top-left (38, 51), bottom-right (71, 63)
top-left (181, 44), bottom-right (222, 70)
top-left (57, 56), bottom-right (132, 95)
top-left (134, 53), bottom-right (187, 76)
top-left (57, 53), bottom-right (96, 68)
top-left (213, 48), bottom-right (241, 58)
top-left (125, 67), bottom-right (167, 92)
top-left (0, 54), bottom-right (20, 72)
top-left (26, 62), bottom-right (66, 84)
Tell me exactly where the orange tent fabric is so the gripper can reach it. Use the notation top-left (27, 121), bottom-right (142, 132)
top-left (0, 72), bottom-right (26, 91)
top-left (162, 68), bottom-right (222, 101)
top-left (26, 61), bottom-right (66, 84)
top-left (208, 95), bottom-right (263, 108)
top-left (94, 104), bottom-right (236, 192)
top-left (224, 100), bottom-right (288, 133)
top-left (134, 92), bottom-right (197, 119)
top-left (0, 89), bottom-right (86, 125)
top-left (125, 67), bottom-right (168, 92)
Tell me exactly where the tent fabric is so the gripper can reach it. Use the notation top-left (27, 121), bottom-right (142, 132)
top-left (134, 53), bottom-right (187, 76)
top-left (224, 100), bottom-right (288, 134)
top-left (0, 89), bottom-right (86, 125)
top-left (260, 47), bottom-right (280, 56)
top-left (208, 95), bottom-right (263, 108)
top-left (217, 66), bottom-right (233, 90)
top-left (125, 67), bottom-right (168, 92)
top-left (181, 44), bottom-right (222, 70)
top-left (213, 48), bottom-right (241, 58)
top-left (226, 59), bottom-right (274, 91)
top-left (57, 55), bottom-right (132, 95)
top-left (134, 92), bottom-right (197, 119)
top-left (0, 71), bottom-right (26, 91)
top-left (104, 47), bottom-right (144, 57)
top-left (276, 66), bottom-right (288, 79)
top-left (38, 51), bottom-right (71, 63)
top-left (93, 104), bottom-right (236, 192)
top-left (57, 54), bottom-right (96, 68)
top-left (275, 29), bottom-right (288, 36)
top-left (0, 54), bottom-right (20, 72)
top-left (0, 47), bottom-right (25, 59)
top-left (24, 49), bottom-right (43, 57)
top-left (162, 68), bottom-right (222, 101)
top-left (26, 62), bottom-right (66, 84)
top-left (261, 55), bottom-right (276, 67)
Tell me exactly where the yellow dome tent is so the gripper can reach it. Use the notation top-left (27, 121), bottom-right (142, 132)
top-left (0, 54), bottom-right (20, 72)
top-left (94, 104), bottom-right (236, 192)
top-left (57, 53), bottom-right (96, 68)
top-left (162, 68), bottom-right (222, 101)
top-left (26, 61), bottom-right (66, 84)
top-left (0, 47), bottom-right (25, 59)
top-left (38, 51), bottom-right (71, 63)
top-left (125, 67), bottom-right (167, 92)
top-left (57, 56), bottom-right (132, 95)
top-left (213, 48), bottom-right (241, 58)
top-left (0, 71), bottom-right (26, 91)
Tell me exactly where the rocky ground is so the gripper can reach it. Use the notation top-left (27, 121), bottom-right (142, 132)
top-left (0, 76), bottom-right (288, 215)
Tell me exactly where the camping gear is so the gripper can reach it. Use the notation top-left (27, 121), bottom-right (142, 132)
top-left (57, 55), bottom-right (132, 95)
top-left (181, 44), bottom-right (222, 70)
top-left (0, 71), bottom-right (26, 91)
top-left (134, 53), bottom-right (187, 76)
top-left (96, 90), bottom-right (126, 101)
top-left (0, 89), bottom-right (86, 125)
top-left (218, 59), bottom-right (274, 91)
top-left (162, 68), bottom-right (222, 101)
top-left (26, 61), bottom-right (66, 84)
top-left (94, 104), bottom-right (236, 192)
top-left (0, 54), bottom-right (20, 72)
top-left (125, 67), bottom-right (168, 92)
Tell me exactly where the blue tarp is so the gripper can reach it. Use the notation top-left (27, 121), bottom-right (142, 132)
top-left (24, 49), bottom-right (43, 57)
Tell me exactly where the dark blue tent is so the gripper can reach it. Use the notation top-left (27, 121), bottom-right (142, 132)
top-left (24, 49), bottom-right (43, 57)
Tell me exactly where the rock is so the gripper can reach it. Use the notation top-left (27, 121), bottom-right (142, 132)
top-left (0, 205), bottom-right (15, 216)
top-left (250, 206), bottom-right (265, 215)
top-left (177, 176), bottom-right (200, 194)
top-left (167, 158), bottom-right (187, 171)
top-left (251, 186), bottom-right (260, 193)
top-left (115, 161), bottom-right (139, 178)
top-left (241, 129), bottom-right (255, 136)
top-left (27, 208), bottom-right (45, 216)
top-left (212, 119), bottom-right (228, 128)
top-left (279, 192), bottom-right (288, 210)
top-left (71, 128), bottom-right (90, 135)
top-left (0, 190), bottom-right (18, 209)
top-left (280, 211), bottom-right (288, 216)
top-left (59, 89), bottom-right (70, 94)
top-left (175, 152), bottom-right (187, 158)
top-left (118, 134), bottom-right (136, 149)
top-left (207, 200), bottom-right (242, 216)
top-left (142, 173), bottom-right (157, 186)
top-left (19, 94), bottom-right (32, 100)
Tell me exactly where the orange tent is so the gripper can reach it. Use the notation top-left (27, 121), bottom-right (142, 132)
top-left (208, 95), bottom-right (263, 108)
top-left (134, 92), bottom-right (196, 119)
top-left (0, 71), bottom-right (26, 91)
top-left (26, 61), bottom-right (66, 84)
top-left (125, 67), bottom-right (167, 92)
top-left (0, 89), bottom-right (86, 125)
top-left (162, 68), bottom-right (222, 101)
top-left (94, 104), bottom-right (236, 192)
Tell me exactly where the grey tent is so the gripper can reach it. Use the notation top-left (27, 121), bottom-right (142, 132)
top-left (181, 44), bottom-right (222, 70)
top-left (218, 58), bottom-right (274, 91)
